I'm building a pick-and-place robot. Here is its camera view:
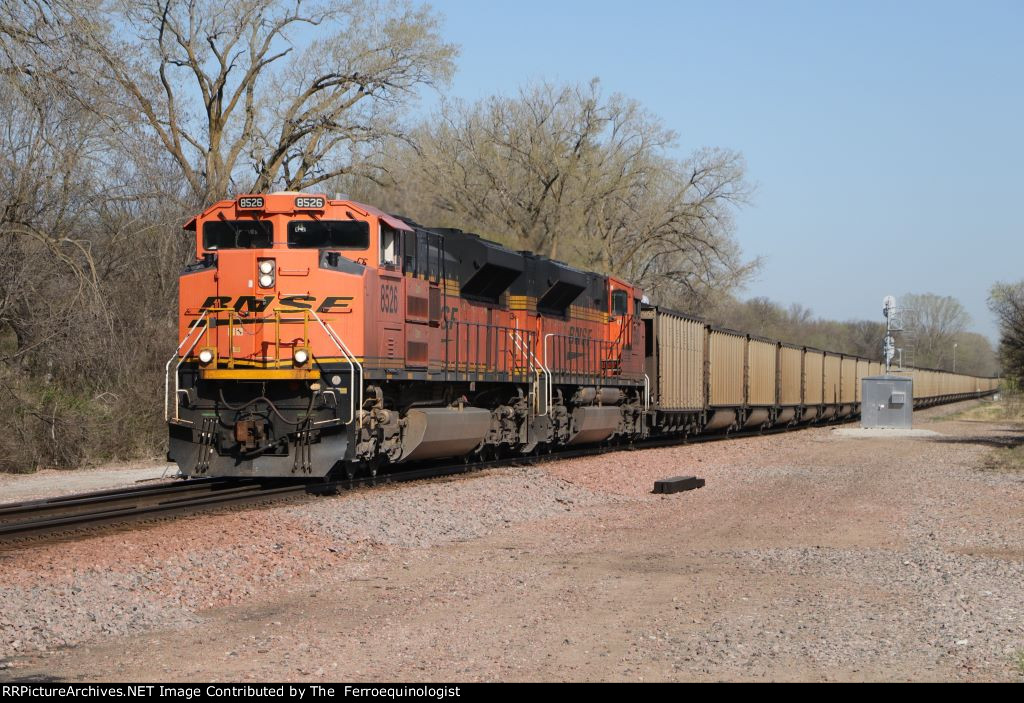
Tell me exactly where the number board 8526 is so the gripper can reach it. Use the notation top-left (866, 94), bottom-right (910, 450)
top-left (294, 196), bottom-right (325, 210)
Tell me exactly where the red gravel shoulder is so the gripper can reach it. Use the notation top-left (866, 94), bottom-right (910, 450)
top-left (1, 399), bottom-right (1022, 681)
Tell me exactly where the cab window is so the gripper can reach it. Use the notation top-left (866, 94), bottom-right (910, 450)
top-left (203, 219), bottom-right (273, 249)
top-left (611, 290), bottom-right (629, 317)
top-left (380, 224), bottom-right (400, 267)
top-left (287, 220), bottom-right (369, 249)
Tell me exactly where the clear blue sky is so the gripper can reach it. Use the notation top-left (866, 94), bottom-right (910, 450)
top-left (419, 0), bottom-right (1022, 339)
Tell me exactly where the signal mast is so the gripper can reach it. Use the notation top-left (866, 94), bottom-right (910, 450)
top-left (882, 295), bottom-right (902, 373)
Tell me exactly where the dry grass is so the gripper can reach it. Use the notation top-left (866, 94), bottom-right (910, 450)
top-left (939, 393), bottom-right (1021, 424)
top-left (935, 394), bottom-right (1024, 474)
top-left (982, 444), bottom-right (1024, 474)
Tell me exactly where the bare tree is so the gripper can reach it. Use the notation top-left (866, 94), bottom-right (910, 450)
top-left (0, 72), bottom-right (118, 470)
top-left (950, 331), bottom-right (998, 378)
top-left (354, 80), bottom-right (756, 309)
top-left (901, 292), bottom-right (970, 369)
top-left (382, 81), bottom-right (625, 259)
top-left (0, 40), bottom-right (201, 470)
top-left (0, 75), bottom-right (110, 367)
top-left (989, 281), bottom-right (1024, 386)
top-left (1, 0), bottom-right (456, 205)
top-left (709, 296), bottom-right (884, 358)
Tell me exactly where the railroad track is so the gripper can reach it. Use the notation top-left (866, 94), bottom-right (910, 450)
top-left (0, 416), bottom-right (866, 547)
top-left (0, 477), bottom-right (291, 543)
top-left (0, 458), bottom-right (514, 546)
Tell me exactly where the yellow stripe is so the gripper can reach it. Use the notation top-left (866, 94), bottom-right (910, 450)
top-left (186, 356), bottom-right (366, 366)
top-left (200, 369), bottom-right (321, 380)
top-left (569, 305), bottom-right (607, 322)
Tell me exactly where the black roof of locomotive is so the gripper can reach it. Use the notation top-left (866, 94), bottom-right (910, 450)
top-left (397, 217), bottom-right (608, 315)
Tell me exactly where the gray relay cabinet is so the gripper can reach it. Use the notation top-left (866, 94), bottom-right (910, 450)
top-left (861, 375), bottom-right (913, 429)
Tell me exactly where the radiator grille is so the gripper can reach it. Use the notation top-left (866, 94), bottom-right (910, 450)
top-left (407, 295), bottom-right (429, 320)
top-left (407, 341), bottom-right (428, 363)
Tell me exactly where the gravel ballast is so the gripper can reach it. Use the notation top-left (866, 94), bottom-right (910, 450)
top-left (0, 399), bottom-right (1021, 681)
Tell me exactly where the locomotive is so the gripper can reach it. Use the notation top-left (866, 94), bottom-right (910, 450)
top-left (166, 192), bottom-right (998, 479)
top-left (168, 192), bottom-right (647, 478)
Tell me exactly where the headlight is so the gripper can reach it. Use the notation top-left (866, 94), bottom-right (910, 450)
top-left (294, 349), bottom-right (309, 365)
top-left (198, 349), bottom-right (214, 364)
top-left (258, 273), bottom-right (274, 288)
top-left (258, 260), bottom-right (274, 275)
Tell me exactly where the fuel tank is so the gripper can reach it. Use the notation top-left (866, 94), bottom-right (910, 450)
top-left (397, 407), bottom-right (492, 462)
top-left (566, 406), bottom-right (622, 445)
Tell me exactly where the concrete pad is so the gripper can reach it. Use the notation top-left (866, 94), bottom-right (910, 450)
top-left (832, 428), bottom-right (942, 438)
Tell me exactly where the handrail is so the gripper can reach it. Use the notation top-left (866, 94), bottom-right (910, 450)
top-left (166, 307), bottom-right (360, 428)
top-left (165, 310), bottom-right (210, 423)
top-left (508, 323), bottom-right (548, 416)
top-left (544, 331), bottom-right (620, 379)
top-left (509, 331), bottom-right (548, 417)
top-left (449, 319), bottom-right (533, 378)
top-left (193, 306), bottom-right (311, 370)
top-left (308, 309), bottom-right (363, 427)
top-left (543, 333), bottom-right (560, 412)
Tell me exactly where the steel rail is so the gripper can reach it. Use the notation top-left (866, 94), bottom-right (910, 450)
top-left (0, 462), bottom-right (503, 546)
top-left (0, 416), bottom-right (852, 546)
top-left (0, 479), bottom-right (256, 526)
top-left (0, 394), bottom-right (990, 547)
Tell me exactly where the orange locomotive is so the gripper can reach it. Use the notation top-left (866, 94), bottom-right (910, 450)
top-left (167, 192), bottom-right (648, 478)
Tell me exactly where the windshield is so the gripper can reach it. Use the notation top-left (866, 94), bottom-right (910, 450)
top-left (287, 220), bottom-right (369, 249)
top-left (202, 219), bottom-right (273, 249)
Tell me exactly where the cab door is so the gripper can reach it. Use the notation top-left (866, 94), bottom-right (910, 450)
top-left (607, 278), bottom-right (632, 375)
top-left (376, 222), bottom-right (405, 366)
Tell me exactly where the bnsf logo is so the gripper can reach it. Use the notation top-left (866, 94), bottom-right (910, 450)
top-left (199, 295), bottom-right (353, 314)
top-left (380, 284), bottom-right (399, 314)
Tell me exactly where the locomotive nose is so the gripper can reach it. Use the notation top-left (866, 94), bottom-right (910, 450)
top-left (210, 249), bottom-right (277, 362)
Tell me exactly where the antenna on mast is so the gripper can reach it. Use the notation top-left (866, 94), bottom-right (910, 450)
top-left (882, 295), bottom-right (901, 373)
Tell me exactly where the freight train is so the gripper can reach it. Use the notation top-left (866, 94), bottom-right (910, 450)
top-left (165, 192), bottom-right (998, 478)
